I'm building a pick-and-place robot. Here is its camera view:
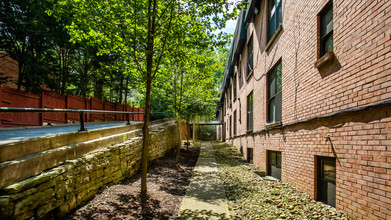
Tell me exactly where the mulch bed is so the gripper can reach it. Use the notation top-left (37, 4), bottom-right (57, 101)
top-left (64, 144), bottom-right (200, 220)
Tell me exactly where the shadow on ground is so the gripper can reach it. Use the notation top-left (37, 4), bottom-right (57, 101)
top-left (178, 209), bottom-right (230, 220)
top-left (63, 144), bottom-right (200, 220)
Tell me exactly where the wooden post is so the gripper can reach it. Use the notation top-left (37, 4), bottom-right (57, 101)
top-left (0, 87), bottom-right (2, 127)
top-left (40, 91), bottom-right (44, 126)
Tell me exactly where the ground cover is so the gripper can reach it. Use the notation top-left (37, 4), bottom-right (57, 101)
top-left (213, 142), bottom-right (353, 220)
top-left (64, 144), bottom-right (200, 220)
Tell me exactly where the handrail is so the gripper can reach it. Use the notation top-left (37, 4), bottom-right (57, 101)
top-left (0, 107), bottom-right (145, 131)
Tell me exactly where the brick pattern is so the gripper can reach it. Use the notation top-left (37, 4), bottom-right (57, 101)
top-left (220, 0), bottom-right (391, 219)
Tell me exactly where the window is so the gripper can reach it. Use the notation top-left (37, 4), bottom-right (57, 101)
top-left (247, 148), bottom-right (253, 163)
top-left (238, 98), bottom-right (241, 123)
top-left (268, 0), bottom-right (282, 40)
top-left (233, 110), bottom-right (237, 136)
top-left (229, 115), bottom-right (232, 138)
top-left (267, 61), bottom-right (282, 123)
top-left (317, 157), bottom-right (336, 207)
top-left (223, 122), bottom-right (226, 140)
top-left (228, 86), bottom-right (232, 108)
top-left (319, 2), bottom-right (333, 57)
top-left (247, 92), bottom-right (253, 131)
top-left (233, 73), bottom-right (237, 99)
top-left (247, 36), bottom-right (254, 77)
top-left (238, 59), bottom-right (244, 88)
top-left (268, 151), bottom-right (281, 180)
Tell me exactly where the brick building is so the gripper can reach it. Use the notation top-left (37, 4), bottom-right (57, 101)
top-left (217, 0), bottom-right (391, 219)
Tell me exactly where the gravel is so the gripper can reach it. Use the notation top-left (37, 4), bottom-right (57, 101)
top-left (212, 142), bottom-right (353, 220)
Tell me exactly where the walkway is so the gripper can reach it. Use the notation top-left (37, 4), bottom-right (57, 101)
top-left (0, 121), bottom-right (139, 144)
top-left (178, 142), bottom-right (230, 219)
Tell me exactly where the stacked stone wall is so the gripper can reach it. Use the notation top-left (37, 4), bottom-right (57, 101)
top-left (0, 123), bottom-right (179, 219)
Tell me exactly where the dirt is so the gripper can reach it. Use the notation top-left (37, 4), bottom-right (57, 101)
top-left (63, 144), bottom-right (200, 220)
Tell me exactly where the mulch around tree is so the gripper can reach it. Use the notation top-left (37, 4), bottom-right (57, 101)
top-left (64, 144), bottom-right (200, 220)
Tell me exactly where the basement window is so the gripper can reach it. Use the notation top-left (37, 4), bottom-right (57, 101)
top-left (247, 148), bottom-right (253, 163)
top-left (317, 156), bottom-right (336, 207)
top-left (267, 151), bottom-right (281, 180)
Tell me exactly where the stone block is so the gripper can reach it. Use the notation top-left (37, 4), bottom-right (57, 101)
top-left (64, 193), bottom-right (77, 211)
top-left (36, 198), bottom-right (61, 218)
top-left (54, 182), bottom-right (67, 199)
top-left (45, 166), bottom-right (67, 178)
top-left (14, 209), bottom-right (34, 220)
top-left (58, 203), bottom-right (70, 217)
top-left (120, 161), bottom-right (127, 170)
top-left (76, 191), bottom-right (89, 206)
top-left (14, 188), bottom-right (54, 216)
top-left (0, 201), bottom-right (14, 219)
top-left (0, 197), bottom-right (9, 206)
top-left (95, 169), bottom-right (104, 178)
top-left (1, 174), bottom-right (50, 194)
top-left (83, 153), bottom-right (96, 163)
top-left (37, 175), bottom-right (63, 191)
top-left (7, 188), bottom-right (37, 201)
top-left (64, 158), bottom-right (85, 167)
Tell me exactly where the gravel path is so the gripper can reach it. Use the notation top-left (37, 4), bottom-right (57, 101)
top-left (212, 141), bottom-right (353, 220)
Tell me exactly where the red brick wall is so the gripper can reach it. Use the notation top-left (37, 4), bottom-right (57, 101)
top-left (0, 52), bottom-right (18, 89)
top-left (222, 0), bottom-right (391, 219)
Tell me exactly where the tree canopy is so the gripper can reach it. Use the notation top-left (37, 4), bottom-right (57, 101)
top-left (1, 0), bottom-right (239, 194)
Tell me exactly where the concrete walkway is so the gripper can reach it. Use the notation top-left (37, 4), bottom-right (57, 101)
top-left (178, 142), bottom-right (230, 219)
top-left (0, 122), bottom-right (139, 144)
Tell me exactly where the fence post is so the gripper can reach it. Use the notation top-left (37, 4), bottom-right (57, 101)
top-left (79, 112), bottom-right (87, 131)
top-left (40, 91), bottom-right (44, 126)
top-left (103, 101), bottom-right (106, 121)
top-left (65, 94), bottom-right (69, 124)
top-left (0, 87), bottom-right (2, 127)
top-left (126, 113), bottom-right (130, 125)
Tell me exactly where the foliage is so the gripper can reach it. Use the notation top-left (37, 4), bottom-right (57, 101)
top-left (0, 0), bottom-right (59, 91)
top-left (52, 0), bottom-right (240, 193)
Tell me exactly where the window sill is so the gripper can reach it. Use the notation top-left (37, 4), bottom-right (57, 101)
top-left (246, 129), bottom-right (253, 134)
top-left (246, 71), bottom-right (253, 81)
top-left (265, 25), bottom-right (283, 52)
top-left (265, 121), bottom-right (282, 129)
top-left (314, 51), bottom-right (334, 69)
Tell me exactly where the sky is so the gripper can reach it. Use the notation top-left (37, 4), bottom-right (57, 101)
top-left (215, 0), bottom-right (239, 35)
top-left (221, 19), bottom-right (237, 35)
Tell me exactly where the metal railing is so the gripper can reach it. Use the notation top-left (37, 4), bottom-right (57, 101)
top-left (0, 107), bottom-right (145, 131)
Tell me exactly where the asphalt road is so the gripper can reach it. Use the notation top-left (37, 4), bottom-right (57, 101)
top-left (0, 122), bottom-right (140, 145)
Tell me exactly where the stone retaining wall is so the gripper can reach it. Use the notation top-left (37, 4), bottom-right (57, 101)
top-left (0, 122), bottom-right (179, 219)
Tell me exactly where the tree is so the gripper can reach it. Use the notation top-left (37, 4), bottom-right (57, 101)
top-left (54, 0), bottom-right (239, 194)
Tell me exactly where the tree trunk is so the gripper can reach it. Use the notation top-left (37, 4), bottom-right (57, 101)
top-left (118, 74), bottom-right (124, 103)
top-left (124, 77), bottom-right (129, 105)
top-left (141, 77), bottom-right (151, 193)
top-left (175, 70), bottom-right (184, 163)
top-left (141, 0), bottom-right (156, 194)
